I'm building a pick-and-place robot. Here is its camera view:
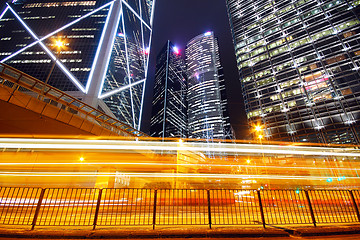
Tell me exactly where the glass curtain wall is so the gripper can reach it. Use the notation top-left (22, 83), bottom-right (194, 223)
top-left (226, 0), bottom-right (360, 144)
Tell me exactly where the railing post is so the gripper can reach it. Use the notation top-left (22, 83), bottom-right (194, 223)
top-left (152, 189), bottom-right (157, 230)
top-left (207, 190), bottom-right (212, 229)
top-left (7, 83), bottom-right (19, 102)
top-left (305, 190), bottom-right (316, 227)
top-left (349, 190), bottom-right (360, 222)
top-left (93, 189), bottom-right (103, 230)
top-left (31, 188), bottom-right (45, 230)
top-left (257, 190), bottom-right (266, 228)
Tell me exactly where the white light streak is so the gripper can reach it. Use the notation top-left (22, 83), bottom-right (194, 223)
top-left (138, 77), bottom-right (146, 131)
top-left (99, 79), bottom-right (145, 99)
top-left (121, 0), bottom-right (151, 30)
top-left (1, 171), bottom-right (356, 180)
top-left (1, 2), bottom-right (114, 65)
top-left (7, 5), bottom-right (37, 40)
top-left (0, 138), bottom-right (360, 157)
top-left (97, 3), bottom-right (123, 98)
top-left (86, 2), bottom-right (115, 93)
top-left (0, 6), bottom-right (9, 20)
top-left (139, 15), bottom-right (154, 131)
top-left (6, 5), bottom-right (85, 92)
top-left (150, 0), bottom-right (156, 27)
top-left (120, 6), bottom-right (136, 129)
top-left (137, 0), bottom-right (146, 131)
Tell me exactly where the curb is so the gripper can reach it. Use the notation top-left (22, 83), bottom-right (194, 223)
top-left (0, 225), bottom-right (360, 238)
top-left (0, 228), bottom-right (289, 239)
top-left (292, 225), bottom-right (360, 237)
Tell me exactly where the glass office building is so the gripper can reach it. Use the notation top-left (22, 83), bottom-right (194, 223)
top-left (150, 41), bottom-right (187, 138)
top-left (0, 0), bottom-right (155, 130)
top-left (186, 32), bottom-right (233, 140)
top-left (226, 0), bottom-right (360, 144)
top-left (0, 2), bottom-right (6, 12)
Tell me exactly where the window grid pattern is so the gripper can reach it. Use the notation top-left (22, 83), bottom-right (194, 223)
top-left (150, 41), bottom-right (188, 139)
top-left (186, 32), bottom-right (233, 140)
top-left (0, 0), bottom-right (154, 130)
top-left (227, 0), bottom-right (360, 144)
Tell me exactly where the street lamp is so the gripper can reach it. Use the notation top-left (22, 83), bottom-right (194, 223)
top-left (41, 38), bottom-right (65, 97)
top-left (254, 125), bottom-right (262, 132)
top-left (253, 124), bottom-right (265, 141)
top-left (254, 125), bottom-right (269, 188)
top-left (55, 40), bottom-right (64, 49)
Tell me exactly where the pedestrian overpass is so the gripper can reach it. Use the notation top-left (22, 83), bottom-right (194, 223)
top-left (0, 63), bottom-right (147, 138)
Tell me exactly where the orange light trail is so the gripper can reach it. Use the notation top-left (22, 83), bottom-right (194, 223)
top-left (0, 171), bottom-right (356, 180)
top-left (0, 138), bottom-right (359, 157)
top-left (0, 162), bottom-right (358, 171)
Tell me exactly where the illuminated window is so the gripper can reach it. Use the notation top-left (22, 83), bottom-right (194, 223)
top-left (24, 1), bottom-right (96, 8)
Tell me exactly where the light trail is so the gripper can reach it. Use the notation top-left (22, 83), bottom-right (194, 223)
top-left (0, 137), bottom-right (356, 153)
top-left (0, 138), bottom-right (359, 157)
top-left (0, 171), bottom-right (358, 180)
top-left (0, 138), bottom-right (358, 188)
top-left (0, 162), bottom-right (359, 171)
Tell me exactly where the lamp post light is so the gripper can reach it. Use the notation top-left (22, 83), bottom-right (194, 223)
top-left (45, 39), bottom-right (65, 85)
top-left (254, 125), bottom-right (262, 132)
top-left (40, 39), bottom-right (65, 98)
top-left (258, 134), bottom-right (263, 140)
top-left (253, 124), bottom-right (264, 142)
top-left (253, 124), bottom-right (269, 188)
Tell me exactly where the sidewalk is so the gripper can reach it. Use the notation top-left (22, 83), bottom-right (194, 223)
top-left (0, 224), bottom-right (360, 239)
top-left (0, 224), bottom-right (359, 238)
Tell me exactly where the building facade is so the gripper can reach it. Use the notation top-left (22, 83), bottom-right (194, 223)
top-left (150, 41), bottom-right (187, 138)
top-left (186, 31), bottom-right (233, 140)
top-left (226, 0), bottom-right (360, 144)
top-left (0, 0), bottom-right (155, 130)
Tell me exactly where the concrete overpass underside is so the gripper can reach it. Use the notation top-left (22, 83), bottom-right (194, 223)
top-left (0, 63), bottom-right (148, 138)
top-left (0, 98), bottom-right (96, 136)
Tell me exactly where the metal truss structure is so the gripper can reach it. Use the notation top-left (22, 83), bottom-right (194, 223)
top-left (0, 0), bottom-right (156, 130)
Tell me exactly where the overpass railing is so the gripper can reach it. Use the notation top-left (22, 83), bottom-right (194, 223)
top-left (0, 187), bottom-right (359, 229)
top-left (0, 63), bottom-right (148, 138)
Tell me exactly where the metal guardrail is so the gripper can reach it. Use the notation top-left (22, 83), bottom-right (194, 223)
top-left (156, 189), bottom-right (209, 226)
top-left (35, 188), bottom-right (99, 228)
top-left (210, 189), bottom-right (262, 226)
top-left (0, 187), bottom-right (360, 229)
top-left (0, 63), bottom-right (148, 138)
top-left (0, 187), bottom-right (42, 226)
top-left (97, 188), bottom-right (155, 227)
top-left (308, 190), bottom-right (359, 224)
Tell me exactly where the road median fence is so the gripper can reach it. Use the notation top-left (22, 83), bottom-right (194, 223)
top-left (0, 187), bottom-right (359, 229)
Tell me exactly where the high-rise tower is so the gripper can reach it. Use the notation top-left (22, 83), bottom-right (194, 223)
top-left (226, 0), bottom-right (360, 144)
top-left (0, 0), bottom-right (155, 130)
top-left (186, 31), bottom-right (233, 140)
top-left (150, 41), bottom-right (187, 138)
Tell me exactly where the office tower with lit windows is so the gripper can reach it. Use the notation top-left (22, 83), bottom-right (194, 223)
top-left (186, 31), bottom-right (233, 140)
top-left (226, 0), bottom-right (360, 144)
top-left (0, 2), bottom-right (6, 12)
top-left (150, 41), bottom-right (188, 138)
top-left (0, 0), bottom-right (155, 130)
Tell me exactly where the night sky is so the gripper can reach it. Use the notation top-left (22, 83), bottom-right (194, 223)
top-left (142, 0), bottom-right (249, 139)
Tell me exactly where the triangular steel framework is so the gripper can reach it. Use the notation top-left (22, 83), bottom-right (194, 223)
top-left (0, 0), bottom-right (156, 130)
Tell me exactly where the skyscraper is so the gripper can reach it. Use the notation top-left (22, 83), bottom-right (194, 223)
top-left (0, 2), bottom-right (6, 12)
top-left (226, 0), bottom-right (360, 144)
top-left (0, 0), bottom-right (155, 130)
top-left (186, 31), bottom-right (233, 140)
top-left (150, 41), bottom-right (187, 138)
